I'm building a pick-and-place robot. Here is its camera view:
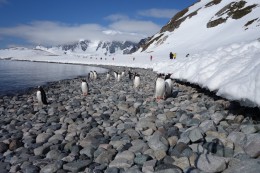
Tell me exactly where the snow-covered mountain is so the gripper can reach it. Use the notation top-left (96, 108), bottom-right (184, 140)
top-left (138, 0), bottom-right (260, 56)
top-left (37, 40), bottom-right (138, 56)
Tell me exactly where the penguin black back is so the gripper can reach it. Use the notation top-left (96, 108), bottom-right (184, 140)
top-left (38, 86), bottom-right (48, 105)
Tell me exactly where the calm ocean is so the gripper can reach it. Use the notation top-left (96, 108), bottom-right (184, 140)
top-left (0, 60), bottom-right (107, 96)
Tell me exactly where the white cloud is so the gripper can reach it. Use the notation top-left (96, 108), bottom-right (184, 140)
top-left (104, 14), bottom-right (129, 21)
top-left (0, 20), bottom-right (161, 46)
top-left (138, 8), bottom-right (179, 18)
top-left (109, 20), bottom-right (161, 36)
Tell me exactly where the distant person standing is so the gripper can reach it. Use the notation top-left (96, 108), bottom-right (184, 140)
top-left (169, 52), bottom-right (173, 60)
top-left (150, 55), bottom-right (153, 61)
top-left (133, 57), bottom-right (135, 61)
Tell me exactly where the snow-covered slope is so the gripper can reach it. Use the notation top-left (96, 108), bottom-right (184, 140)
top-left (138, 0), bottom-right (260, 57)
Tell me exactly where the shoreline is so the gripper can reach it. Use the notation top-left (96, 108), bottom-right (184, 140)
top-left (0, 65), bottom-right (260, 172)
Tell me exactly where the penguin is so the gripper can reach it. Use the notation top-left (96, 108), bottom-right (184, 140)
top-left (154, 73), bottom-right (165, 100)
top-left (81, 79), bottom-right (89, 96)
top-left (93, 71), bottom-right (98, 80)
top-left (121, 70), bottom-right (125, 78)
top-left (165, 73), bottom-right (173, 98)
top-left (37, 86), bottom-right (48, 105)
top-left (113, 71), bottom-right (118, 80)
top-left (117, 73), bottom-right (121, 82)
top-left (88, 71), bottom-right (94, 81)
top-left (105, 72), bottom-right (110, 81)
top-left (133, 73), bottom-right (140, 88)
top-left (128, 71), bottom-right (133, 80)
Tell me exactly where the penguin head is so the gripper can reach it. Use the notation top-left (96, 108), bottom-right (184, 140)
top-left (37, 86), bottom-right (43, 90)
top-left (165, 73), bottom-right (172, 80)
top-left (81, 79), bottom-right (86, 82)
top-left (134, 73), bottom-right (140, 77)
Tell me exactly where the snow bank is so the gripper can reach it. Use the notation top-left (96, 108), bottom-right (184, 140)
top-left (153, 40), bottom-right (260, 107)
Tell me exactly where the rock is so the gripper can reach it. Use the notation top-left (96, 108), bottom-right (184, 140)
top-left (40, 161), bottom-right (63, 173)
top-left (142, 159), bottom-right (157, 173)
top-left (223, 159), bottom-right (260, 173)
top-left (172, 156), bottom-right (190, 170)
top-left (244, 133), bottom-right (260, 158)
top-left (0, 142), bottom-right (8, 153)
top-left (95, 149), bottom-right (117, 164)
top-left (109, 159), bottom-right (133, 169)
top-left (23, 165), bottom-right (40, 173)
top-left (114, 150), bottom-right (135, 161)
top-left (211, 112), bottom-right (225, 124)
top-left (188, 127), bottom-right (204, 142)
top-left (9, 139), bottom-right (23, 151)
top-left (228, 132), bottom-right (246, 147)
top-left (147, 131), bottom-right (168, 151)
top-left (63, 160), bottom-right (91, 172)
top-left (154, 150), bottom-right (166, 160)
top-left (199, 120), bottom-right (216, 132)
top-left (195, 154), bottom-right (227, 172)
top-left (36, 133), bottom-right (52, 143)
top-left (169, 142), bottom-right (189, 158)
top-left (240, 125), bottom-right (257, 134)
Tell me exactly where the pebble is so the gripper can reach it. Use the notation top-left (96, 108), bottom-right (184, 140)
top-left (0, 66), bottom-right (259, 173)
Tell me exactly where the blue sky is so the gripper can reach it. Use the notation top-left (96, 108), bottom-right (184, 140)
top-left (0, 0), bottom-right (197, 48)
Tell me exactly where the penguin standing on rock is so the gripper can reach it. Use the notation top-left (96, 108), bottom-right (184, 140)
top-left (88, 71), bottom-right (94, 81)
top-left (114, 71), bottom-right (118, 80)
top-left (154, 73), bottom-right (165, 101)
top-left (165, 73), bottom-right (173, 98)
top-left (105, 72), bottom-right (110, 81)
top-left (121, 70), bottom-right (125, 78)
top-left (133, 73), bottom-right (140, 88)
top-left (128, 71), bottom-right (133, 80)
top-left (37, 86), bottom-right (48, 105)
top-left (117, 73), bottom-right (122, 82)
top-left (93, 71), bottom-right (98, 80)
top-left (81, 79), bottom-right (89, 96)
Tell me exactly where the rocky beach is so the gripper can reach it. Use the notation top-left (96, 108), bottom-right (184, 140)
top-left (0, 66), bottom-right (260, 173)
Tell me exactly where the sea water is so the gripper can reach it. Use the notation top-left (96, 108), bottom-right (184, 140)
top-left (0, 60), bottom-right (107, 96)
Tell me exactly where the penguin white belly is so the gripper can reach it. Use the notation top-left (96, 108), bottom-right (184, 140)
top-left (155, 78), bottom-right (165, 98)
top-left (117, 74), bottom-right (121, 82)
top-left (165, 79), bottom-right (172, 96)
top-left (81, 82), bottom-right (88, 95)
top-left (114, 72), bottom-right (117, 79)
top-left (93, 73), bottom-right (97, 80)
top-left (37, 91), bottom-right (42, 104)
top-left (134, 77), bottom-right (140, 88)
top-left (106, 74), bottom-right (110, 81)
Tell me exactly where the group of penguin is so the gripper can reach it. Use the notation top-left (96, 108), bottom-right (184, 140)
top-left (154, 73), bottom-right (173, 100)
top-left (81, 70), bottom-right (141, 96)
top-left (36, 70), bottom-right (173, 105)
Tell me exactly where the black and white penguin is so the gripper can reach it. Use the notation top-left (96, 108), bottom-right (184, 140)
top-left (117, 72), bottom-right (121, 82)
top-left (37, 86), bottom-right (48, 105)
top-left (154, 73), bottom-right (165, 100)
top-left (165, 73), bottom-right (173, 98)
top-left (128, 71), bottom-right (133, 80)
top-left (105, 72), bottom-right (110, 81)
top-left (113, 71), bottom-right (118, 80)
top-left (93, 71), bottom-right (98, 80)
top-left (81, 79), bottom-right (89, 96)
top-left (133, 73), bottom-right (140, 88)
top-left (121, 70), bottom-right (125, 78)
top-left (88, 71), bottom-right (94, 81)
